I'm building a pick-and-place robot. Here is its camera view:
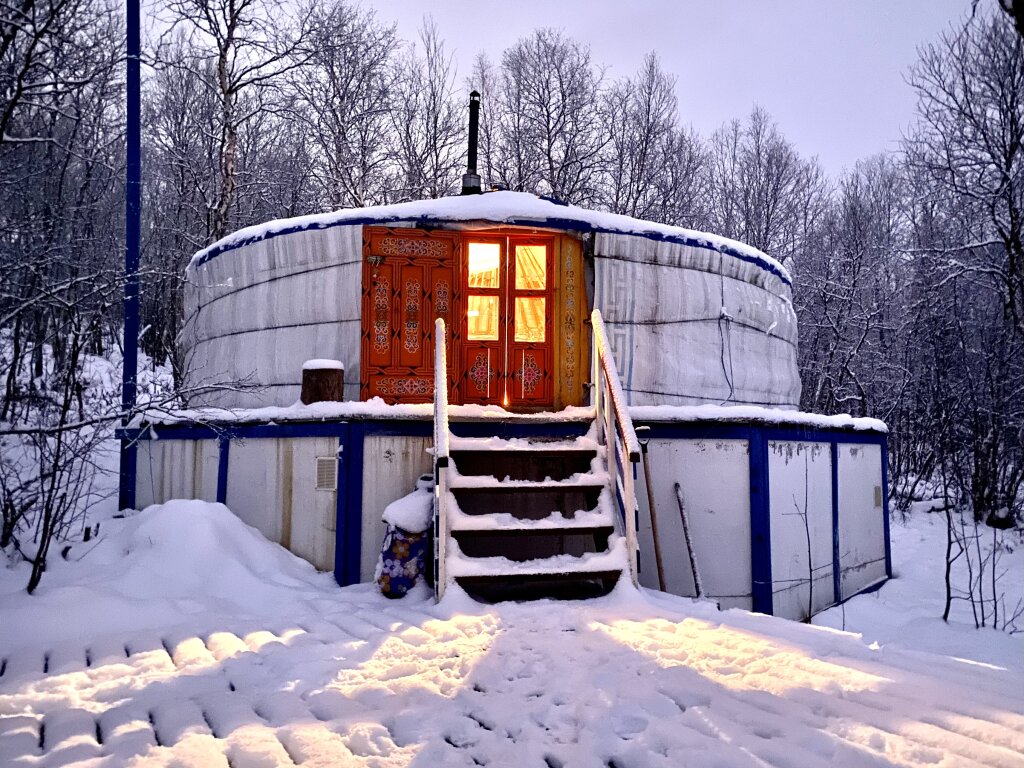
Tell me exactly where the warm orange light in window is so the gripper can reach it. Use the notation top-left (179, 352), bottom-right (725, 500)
top-left (515, 245), bottom-right (546, 289)
top-left (467, 242), bottom-right (500, 288)
top-left (514, 297), bottom-right (546, 342)
top-left (467, 295), bottom-right (499, 340)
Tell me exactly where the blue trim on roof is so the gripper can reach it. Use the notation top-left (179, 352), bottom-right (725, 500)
top-left (190, 211), bottom-right (791, 287)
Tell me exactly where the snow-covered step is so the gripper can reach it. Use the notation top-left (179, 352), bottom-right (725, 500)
top-left (448, 538), bottom-right (627, 577)
top-left (453, 526), bottom-right (615, 563)
top-left (439, 419), bottom-right (626, 602)
top-left (448, 474), bottom-right (608, 490)
top-left (451, 447), bottom-right (598, 481)
top-left (449, 540), bottom-right (626, 602)
top-left (448, 433), bottom-right (598, 452)
top-left (449, 504), bottom-right (613, 532)
top-left (450, 480), bottom-right (606, 523)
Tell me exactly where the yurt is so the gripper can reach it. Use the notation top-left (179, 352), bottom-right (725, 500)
top-left (123, 108), bottom-right (890, 618)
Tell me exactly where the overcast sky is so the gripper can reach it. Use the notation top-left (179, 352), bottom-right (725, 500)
top-left (371, 0), bottom-right (975, 177)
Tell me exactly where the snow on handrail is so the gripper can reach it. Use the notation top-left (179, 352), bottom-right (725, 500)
top-left (591, 310), bottom-right (641, 461)
top-left (433, 318), bottom-right (450, 462)
top-left (433, 317), bottom-right (450, 600)
top-left (591, 308), bottom-right (640, 586)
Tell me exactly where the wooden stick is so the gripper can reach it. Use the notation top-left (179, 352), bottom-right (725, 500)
top-left (675, 482), bottom-right (703, 598)
top-left (640, 442), bottom-right (666, 591)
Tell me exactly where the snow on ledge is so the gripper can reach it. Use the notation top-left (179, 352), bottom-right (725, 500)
top-left (130, 399), bottom-right (880, 436)
top-left (187, 190), bottom-right (791, 285)
top-left (630, 404), bottom-right (888, 433)
top-left (131, 399), bottom-right (596, 428)
top-left (132, 399), bottom-right (885, 433)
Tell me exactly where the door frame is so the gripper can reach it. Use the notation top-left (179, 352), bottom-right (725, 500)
top-left (360, 226), bottom-right (587, 412)
top-left (459, 234), bottom-right (556, 409)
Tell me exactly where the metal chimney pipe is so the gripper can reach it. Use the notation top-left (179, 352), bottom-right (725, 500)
top-left (462, 90), bottom-right (482, 195)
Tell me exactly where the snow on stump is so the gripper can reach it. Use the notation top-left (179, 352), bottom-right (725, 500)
top-left (301, 359), bottom-right (344, 404)
top-left (376, 476), bottom-right (434, 598)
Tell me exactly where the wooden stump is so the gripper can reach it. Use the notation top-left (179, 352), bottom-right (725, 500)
top-left (301, 360), bottom-right (344, 404)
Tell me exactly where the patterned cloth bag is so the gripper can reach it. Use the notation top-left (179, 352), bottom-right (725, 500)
top-left (376, 525), bottom-right (429, 598)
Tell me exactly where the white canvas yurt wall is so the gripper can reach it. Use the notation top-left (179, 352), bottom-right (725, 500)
top-left (180, 191), bottom-right (800, 410)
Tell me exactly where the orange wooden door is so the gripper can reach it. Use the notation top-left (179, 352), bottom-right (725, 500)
top-left (507, 239), bottom-right (554, 408)
top-left (361, 229), bottom-right (457, 402)
top-left (459, 237), bottom-right (554, 409)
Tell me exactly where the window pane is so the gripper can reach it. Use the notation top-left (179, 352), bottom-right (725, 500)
top-left (468, 295), bottom-right (499, 340)
top-left (515, 245), bottom-right (546, 290)
top-left (515, 297), bottom-right (545, 342)
top-left (467, 242), bottom-right (500, 288)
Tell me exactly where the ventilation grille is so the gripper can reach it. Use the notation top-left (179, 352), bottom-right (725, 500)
top-left (316, 457), bottom-right (338, 491)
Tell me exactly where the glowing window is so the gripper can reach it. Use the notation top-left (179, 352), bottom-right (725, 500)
top-left (467, 242), bottom-right (500, 288)
top-left (468, 295), bottom-right (499, 340)
top-left (515, 245), bottom-right (546, 290)
top-left (515, 297), bottom-right (546, 342)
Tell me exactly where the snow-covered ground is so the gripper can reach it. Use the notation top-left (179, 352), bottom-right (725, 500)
top-left (1, 495), bottom-right (1022, 767)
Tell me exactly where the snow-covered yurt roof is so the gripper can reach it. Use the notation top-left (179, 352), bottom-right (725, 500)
top-left (189, 191), bottom-right (789, 283)
top-left (182, 191), bottom-right (800, 410)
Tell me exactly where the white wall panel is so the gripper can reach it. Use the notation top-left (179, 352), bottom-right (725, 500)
top-left (134, 439), bottom-right (218, 508)
top-left (225, 438), bottom-right (285, 544)
top-left (837, 443), bottom-right (887, 597)
top-left (360, 435), bottom-right (433, 580)
top-left (285, 437), bottom-right (338, 572)
top-left (768, 441), bottom-right (834, 620)
top-left (635, 438), bottom-right (752, 609)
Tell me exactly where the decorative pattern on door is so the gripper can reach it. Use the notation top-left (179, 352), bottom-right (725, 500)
top-left (362, 227), bottom-right (582, 410)
top-left (459, 237), bottom-right (554, 408)
top-left (361, 229), bottom-right (458, 403)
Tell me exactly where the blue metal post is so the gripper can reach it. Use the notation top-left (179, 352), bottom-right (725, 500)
top-left (118, 0), bottom-right (142, 510)
top-left (216, 437), bottom-right (230, 505)
top-left (881, 438), bottom-right (892, 578)
top-left (831, 441), bottom-right (841, 603)
top-left (748, 430), bottom-right (773, 615)
top-left (341, 421), bottom-right (365, 586)
top-left (334, 423), bottom-right (365, 587)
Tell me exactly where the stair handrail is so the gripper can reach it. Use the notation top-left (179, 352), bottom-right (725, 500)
top-left (433, 317), bottom-right (450, 600)
top-left (591, 308), bottom-right (641, 586)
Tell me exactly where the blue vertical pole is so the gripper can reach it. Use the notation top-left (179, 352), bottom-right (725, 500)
top-left (118, 0), bottom-right (141, 510)
top-left (748, 429), bottom-right (773, 615)
top-left (881, 437), bottom-right (892, 579)
top-left (830, 441), bottom-right (841, 603)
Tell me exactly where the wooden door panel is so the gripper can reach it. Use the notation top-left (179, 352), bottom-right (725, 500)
top-left (366, 262), bottom-right (396, 370)
top-left (461, 345), bottom-right (502, 404)
top-left (362, 229), bottom-right (457, 404)
top-left (509, 347), bottom-right (553, 406)
top-left (398, 264), bottom-right (425, 369)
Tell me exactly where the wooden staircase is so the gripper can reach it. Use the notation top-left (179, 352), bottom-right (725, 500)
top-left (446, 434), bottom-right (624, 601)
top-left (431, 311), bottom-right (640, 602)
